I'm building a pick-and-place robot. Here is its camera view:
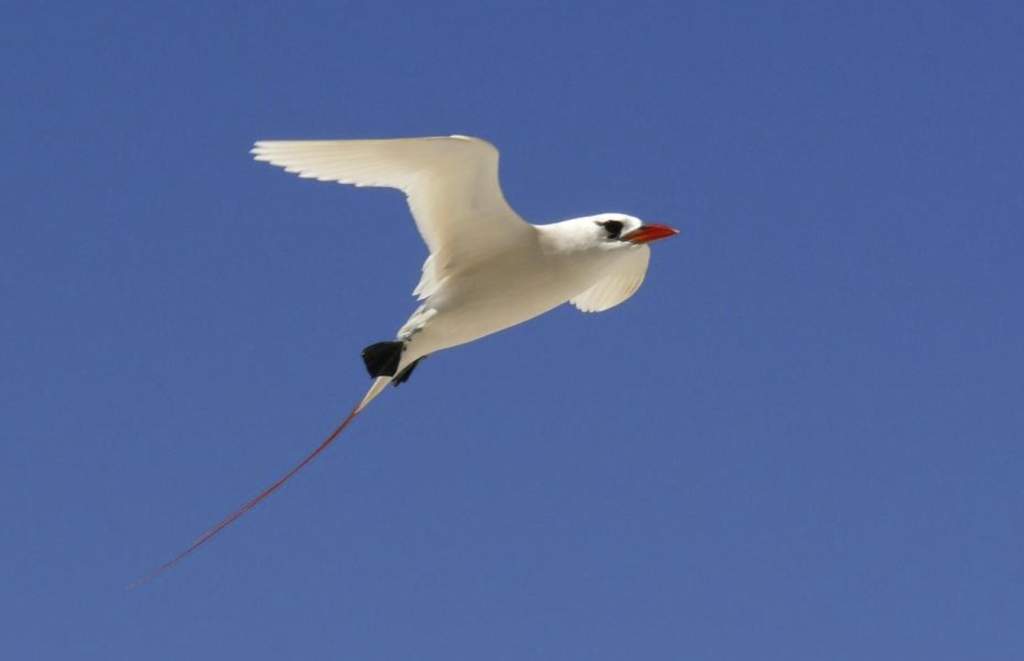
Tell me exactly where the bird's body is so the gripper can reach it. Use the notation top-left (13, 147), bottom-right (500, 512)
top-left (397, 220), bottom-right (644, 366)
top-left (137, 135), bottom-right (677, 584)
top-left (357, 213), bottom-right (660, 407)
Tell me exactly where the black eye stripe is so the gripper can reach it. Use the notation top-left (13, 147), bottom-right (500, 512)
top-left (597, 220), bottom-right (624, 239)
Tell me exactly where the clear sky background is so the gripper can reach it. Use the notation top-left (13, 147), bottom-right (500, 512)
top-left (3, 2), bottom-right (1022, 659)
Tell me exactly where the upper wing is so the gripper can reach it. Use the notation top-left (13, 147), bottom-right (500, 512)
top-left (570, 246), bottom-right (651, 313)
top-left (251, 136), bottom-right (531, 266)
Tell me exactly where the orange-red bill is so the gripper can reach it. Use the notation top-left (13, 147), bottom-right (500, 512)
top-left (622, 223), bottom-right (680, 244)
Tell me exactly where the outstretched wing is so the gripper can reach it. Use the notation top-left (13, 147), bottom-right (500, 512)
top-left (570, 246), bottom-right (651, 313)
top-left (251, 136), bottom-right (531, 271)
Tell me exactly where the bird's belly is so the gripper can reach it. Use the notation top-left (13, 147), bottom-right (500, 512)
top-left (402, 256), bottom-right (595, 356)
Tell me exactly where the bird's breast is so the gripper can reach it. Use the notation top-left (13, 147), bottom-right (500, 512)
top-left (402, 246), bottom-right (614, 355)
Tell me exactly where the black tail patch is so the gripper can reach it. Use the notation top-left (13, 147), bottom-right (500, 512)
top-left (361, 341), bottom-right (404, 378)
top-left (392, 357), bottom-right (425, 386)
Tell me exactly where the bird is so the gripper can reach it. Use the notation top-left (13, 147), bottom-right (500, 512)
top-left (134, 135), bottom-right (678, 585)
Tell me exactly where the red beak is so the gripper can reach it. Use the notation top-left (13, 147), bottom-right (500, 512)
top-left (621, 223), bottom-right (680, 244)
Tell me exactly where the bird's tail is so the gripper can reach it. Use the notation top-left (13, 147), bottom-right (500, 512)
top-left (130, 377), bottom-right (389, 588)
top-left (357, 376), bottom-right (391, 412)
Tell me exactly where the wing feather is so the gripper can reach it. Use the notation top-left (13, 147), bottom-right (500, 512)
top-left (570, 246), bottom-right (651, 313)
top-left (252, 136), bottom-right (530, 273)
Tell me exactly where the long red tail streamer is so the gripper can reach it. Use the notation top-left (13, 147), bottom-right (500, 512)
top-left (130, 403), bottom-right (363, 588)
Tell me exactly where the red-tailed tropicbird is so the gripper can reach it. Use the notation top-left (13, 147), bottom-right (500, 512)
top-left (135, 135), bottom-right (678, 585)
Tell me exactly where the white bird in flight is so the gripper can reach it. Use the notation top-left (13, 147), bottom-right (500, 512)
top-left (137, 135), bottom-right (678, 584)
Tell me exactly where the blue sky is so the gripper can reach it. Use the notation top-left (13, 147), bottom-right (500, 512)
top-left (3, 1), bottom-right (1022, 659)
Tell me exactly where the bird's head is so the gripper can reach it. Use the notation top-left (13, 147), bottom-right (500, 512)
top-left (583, 213), bottom-right (679, 251)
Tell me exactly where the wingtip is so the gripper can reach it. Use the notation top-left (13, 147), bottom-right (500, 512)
top-left (251, 140), bottom-right (278, 156)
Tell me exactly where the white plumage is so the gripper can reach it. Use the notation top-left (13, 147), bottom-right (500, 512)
top-left (253, 135), bottom-right (677, 410)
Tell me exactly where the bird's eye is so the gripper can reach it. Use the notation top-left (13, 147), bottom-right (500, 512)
top-left (597, 220), bottom-right (624, 240)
